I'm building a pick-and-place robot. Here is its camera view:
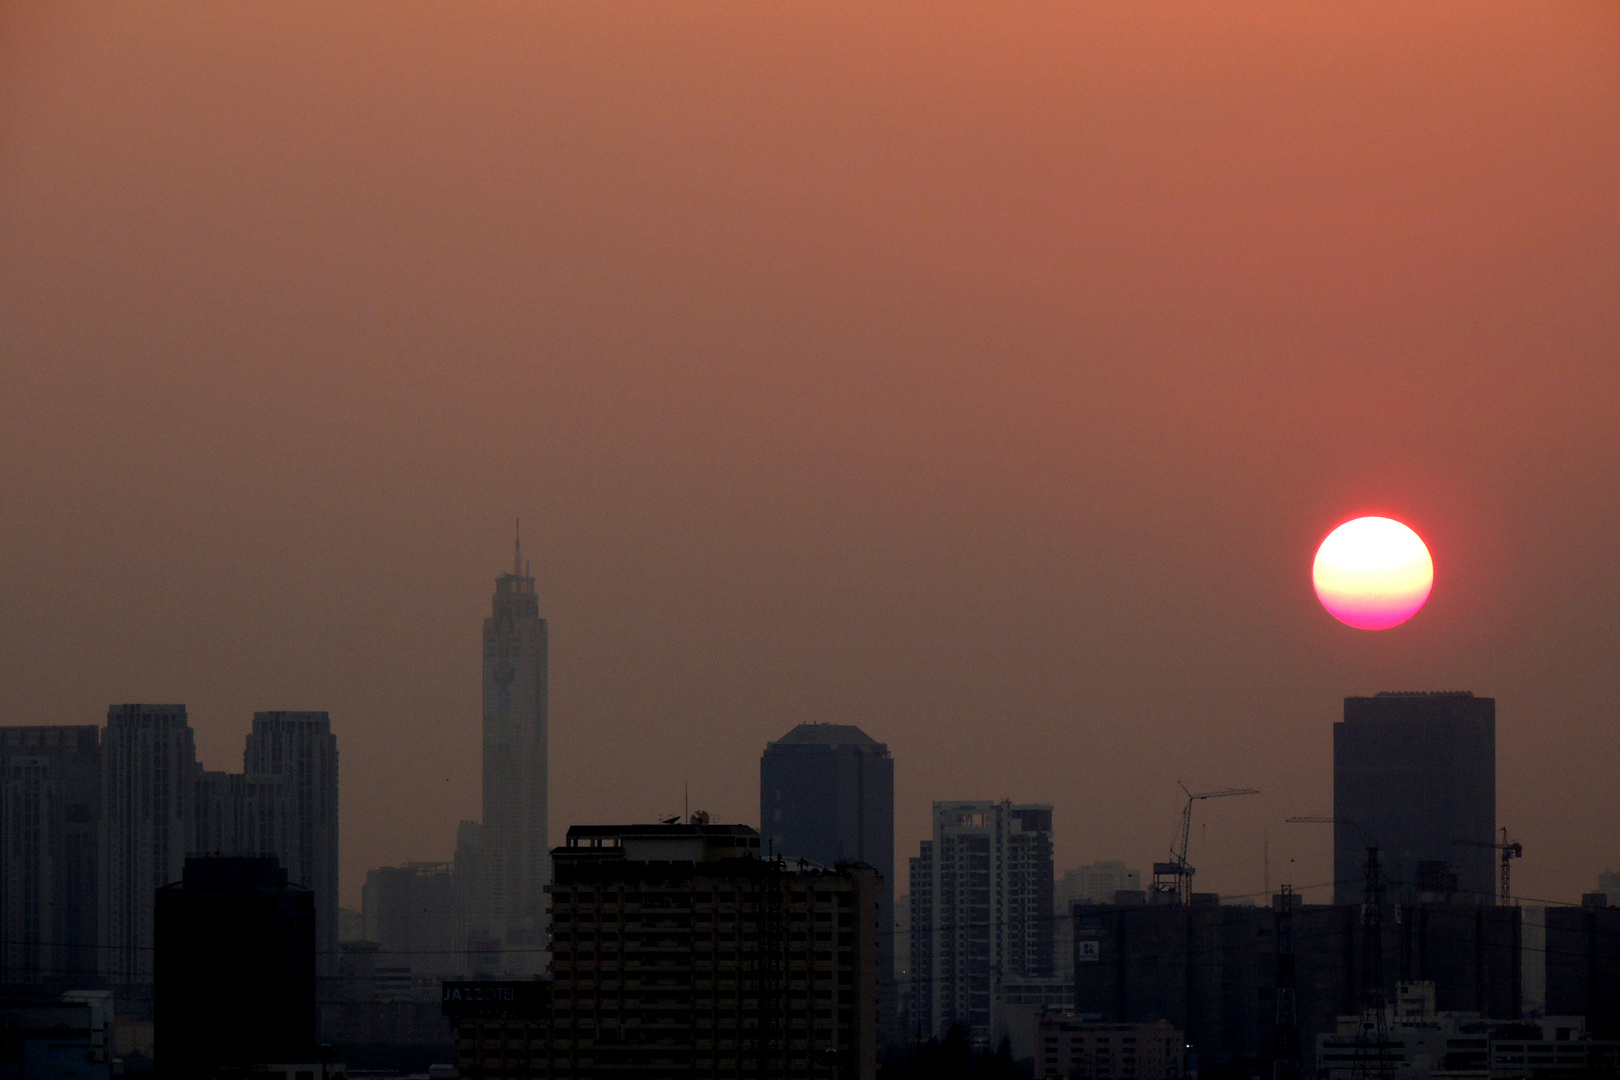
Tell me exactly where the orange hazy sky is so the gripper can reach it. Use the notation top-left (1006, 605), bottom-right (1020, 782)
top-left (1, 2), bottom-right (1617, 907)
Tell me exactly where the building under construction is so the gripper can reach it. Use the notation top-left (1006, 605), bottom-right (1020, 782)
top-left (1070, 897), bottom-right (1521, 1079)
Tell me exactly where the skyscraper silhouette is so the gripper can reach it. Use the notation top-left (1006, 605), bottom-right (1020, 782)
top-left (0, 726), bottom-right (101, 985)
top-left (759, 723), bottom-right (894, 985)
top-left (245, 711), bottom-right (339, 976)
top-left (1334, 692), bottom-right (1496, 905)
top-left (479, 526), bottom-right (549, 974)
top-left (100, 704), bottom-right (197, 986)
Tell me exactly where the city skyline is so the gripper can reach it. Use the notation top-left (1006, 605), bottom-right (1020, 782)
top-left (2, 1), bottom-right (1618, 914)
top-left (4, 598), bottom-right (1615, 913)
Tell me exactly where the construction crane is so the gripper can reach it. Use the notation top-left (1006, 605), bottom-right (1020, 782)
top-left (1151, 782), bottom-right (1259, 905)
top-left (1454, 827), bottom-right (1522, 905)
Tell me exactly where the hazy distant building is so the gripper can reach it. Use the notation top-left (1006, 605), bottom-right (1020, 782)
top-left (1334, 692), bottom-right (1495, 905)
top-left (1062, 860), bottom-right (1142, 906)
top-left (155, 856), bottom-right (315, 1079)
top-left (0, 726), bottom-right (101, 985)
top-left (245, 711), bottom-right (340, 976)
top-left (1597, 870), bottom-right (1620, 907)
top-left (1055, 860), bottom-right (1142, 979)
top-left (479, 535), bottom-right (550, 975)
top-left (453, 820), bottom-right (492, 974)
top-left (909, 800), bottom-right (1055, 1044)
top-left (363, 862), bottom-right (458, 976)
top-left (100, 704), bottom-right (197, 986)
top-left (194, 769), bottom-right (289, 861)
top-left (760, 722), bottom-right (894, 988)
top-left (185, 712), bottom-right (340, 978)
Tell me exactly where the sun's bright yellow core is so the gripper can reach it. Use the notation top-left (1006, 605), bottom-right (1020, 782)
top-left (1312, 516), bottom-right (1433, 630)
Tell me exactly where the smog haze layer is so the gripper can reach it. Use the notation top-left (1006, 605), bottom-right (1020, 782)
top-left (1, 1), bottom-right (1617, 905)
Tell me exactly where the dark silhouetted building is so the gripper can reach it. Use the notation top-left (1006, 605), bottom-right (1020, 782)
top-left (1334, 692), bottom-right (1496, 905)
top-left (0, 995), bottom-right (113, 1080)
top-left (760, 721), bottom-right (895, 1026)
top-left (1072, 898), bottom-right (1521, 1077)
top-left (442, 980), bottom-right (554, 1078)
top-left (155, 856), bottom-right (316, 1079)
top-left (909, 800), bottom-right (1055, 1045)
top-left (1, 725), bottom-right (101, 986)
top-left (247, 711), bottom-right (341, 977)
top-left (1034, 1017), bottom-right (1185, 1080)
top-left (449, 821), bottom-right (881, 1079)
top-left (101, 704), bottom-right (197, 987)
top-left (1545, 902), bottom-right (1620, 1038)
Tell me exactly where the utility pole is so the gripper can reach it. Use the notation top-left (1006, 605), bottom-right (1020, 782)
top-left (1351, 847), bottom-right (1391, 1080)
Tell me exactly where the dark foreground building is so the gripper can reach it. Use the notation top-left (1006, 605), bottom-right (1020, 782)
top-left (155, 856), bottom-right (316, 1079)
top-left (446, 821), bottom-right (882, 1079)
top-left (1545, 901), bottom-right (1620, 1039)
top-left (1072, 897), bottom-right (1520, 1078)
top-left (1334, 692), bottom-right (1496, 905)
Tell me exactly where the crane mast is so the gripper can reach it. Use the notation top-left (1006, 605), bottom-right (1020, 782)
top-left (1151, 782), bottom-right (1259, 905)
top-left (1454, 827), bottom-right (1522, 905)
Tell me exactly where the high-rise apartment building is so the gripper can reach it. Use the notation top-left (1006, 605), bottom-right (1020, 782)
top-left (101, 704), bottom-right (197, 986)
top-left (760, 723), bottom-right (895, 984)
top-left (465, 821), bottom-right (881, 1079)
top-left (245, 711), bottom-right (340, 975)
top-left (909, 800), bottom-right (1055, 1044)
top-left (0, 726), bottom-right (101, 985)
top-left (480, 534), bottom-right (549, 975)
top-left (1334, 692), bottom-right (1495, 905)
top-left (194, 770), bottom-right (289, 863)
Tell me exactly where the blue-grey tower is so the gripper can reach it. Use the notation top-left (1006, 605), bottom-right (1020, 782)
top-left (1334, 692), bottom-right (1496, 905)
top-left (480, 525), bottom-right (549, 974)
top-left (760, 724), bottom-right (895, 986)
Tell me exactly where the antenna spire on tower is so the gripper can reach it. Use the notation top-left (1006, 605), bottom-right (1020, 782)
top-left (514, 518), bottom-right (522, 577)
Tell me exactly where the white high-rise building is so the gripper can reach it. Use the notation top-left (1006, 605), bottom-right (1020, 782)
top-left (478, 529), bottom-right (549, 974)
top-left (909, 800), bottom-right (1055, 1044)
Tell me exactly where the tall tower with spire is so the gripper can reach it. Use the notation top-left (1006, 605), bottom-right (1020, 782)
top-left (479, 522), bottom-right (549, 974)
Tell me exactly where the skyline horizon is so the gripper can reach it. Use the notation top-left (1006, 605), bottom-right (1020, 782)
top-left (17, 543), bottom-right (1593, 913)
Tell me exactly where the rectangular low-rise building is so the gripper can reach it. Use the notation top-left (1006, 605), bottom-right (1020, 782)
top-left (1034, 1016), bottom-right (1184, 1080)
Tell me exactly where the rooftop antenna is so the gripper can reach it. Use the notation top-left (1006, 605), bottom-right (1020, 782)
top-left (514, 518), bottom-right (522, 577)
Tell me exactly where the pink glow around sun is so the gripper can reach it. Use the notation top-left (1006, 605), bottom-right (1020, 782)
top-left (1312, 516), bottom-right (1433, 630)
